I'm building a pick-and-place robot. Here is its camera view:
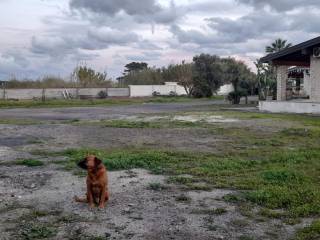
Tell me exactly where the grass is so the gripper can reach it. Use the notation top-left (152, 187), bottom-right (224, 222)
top-left (294, 220), bottom-right (320, 240)
top-left (210, 110), bottom-right (320, 127)
top-left (0, 96), bottom-right (213, 109)
top-left (0, 118), bottom-right (41, 125)
top-left (16, 159), bottom-right (44, 167)
top-left (20, 223), bottom-right (57, 239)
top-left (43, 145), bottom-right (320, 220)
top-left (101, 119), bottom-right (198, 129)
top-left (23, 107), bottom-right (320, 237)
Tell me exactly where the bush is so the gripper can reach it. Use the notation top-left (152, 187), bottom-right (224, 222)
top-left (97, 90), bottom-right (108, 99)
top-left (169, 91), bottom-right (178, 97)
top-left (227, 90), bottom-right (248, 104)
top-left (152, 91), bottom-right (161, 96)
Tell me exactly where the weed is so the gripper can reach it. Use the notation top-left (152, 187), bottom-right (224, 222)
top-left (102, 119), bottom-right (198, 129)
top-left (103, 120), bottom-right (161, 129)
top-left (167, 176), bottom-right (195, 184)
top-left (258, 208), bottom-right (286, 219)
top-left (191, 207), bottom-right (227, 215)
top-left (0, 97), bottom-right (201, 109)
top-left (238, 236), bottom-right (254, 240)
top-left (231, 219), bottom-right (249, 227)
top-left (175, 194), bottom-right (191, 203)
top-left (20, 223), bottom-right (57, 239)
top-left (148, 182), bottom-right (166, 191)
top-left (223, 194), bottom-right (243, 203)
top-left (0, 119), bottom-right (40, 125)
top-left (294, 220), bottom-right (320, 240)
top-left (16, 159), bottom-right (44, 167)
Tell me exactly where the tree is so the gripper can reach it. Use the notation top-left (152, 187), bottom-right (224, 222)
top-left (121, 67), bottom-right (163, 86)
top-left (192, 54), bottom-right (224, 97)
top-left (124, 62), bottom-right (148, 74)
top-left (161, 61), bottom-right (194, 96)
top-left (73, 66), bottom-right (111, 88)
top-left (255, 61), bottom-right (276, 100)
top-left (175, 61), bottom-right (194, 96)
top-left (224, 58), bottom-right (255, 104)
top-left (265, 38), bottom-right (292, 53)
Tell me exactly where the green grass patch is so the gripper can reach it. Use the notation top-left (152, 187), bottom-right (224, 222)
top-left (16, 159), bottom-right (44, 167)
top-left (20, 223), bottom-right (57, 239)
top-left (0, 96), bottom-right (209, 109)
top-left (294, 220), bottom-right (320, 240)
top-left (213, 110), bottom-right (320, 127)
top-left (101, 119), bottom-right (198, 129)
top-left (0, 118), bottom-right (41, 125)
top-left (103, 120), bottom-right (162, 129)
top-left (39, 146), bottom-right (320, 219)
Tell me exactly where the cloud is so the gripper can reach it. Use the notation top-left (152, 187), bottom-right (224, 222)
top-left (69, 0), bottom-right (180, 25)
top-left (30, 27), bottom-right (140, 59)
top-left (169, 7), bottom-right (320, 56)
top-left (237, 0), bottom-right (320, 11)
top-left (125, 51), bottom-right (162, 62)
top-left (2, 0), bottom-right (320, 80)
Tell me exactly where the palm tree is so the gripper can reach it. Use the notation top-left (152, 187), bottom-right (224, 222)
top-left (265, 38), bottom-right (292, 53)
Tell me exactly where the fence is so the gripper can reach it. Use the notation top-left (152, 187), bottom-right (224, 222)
top-left (1, 83), bottom-right (233, 100)
top-left (2, 88), bottom-right (108, 100)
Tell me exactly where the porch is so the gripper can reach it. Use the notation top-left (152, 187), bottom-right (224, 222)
top-left (259, 36), bottom-right (320, 114)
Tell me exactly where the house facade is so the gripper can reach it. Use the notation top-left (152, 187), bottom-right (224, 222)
top-left (259, 37), bottom-right (320, 114)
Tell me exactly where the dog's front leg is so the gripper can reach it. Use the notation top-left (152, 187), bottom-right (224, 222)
top-left (87, 184), bottom-right (95, 208)
top-left (98, 186), bottom-right (106, 208)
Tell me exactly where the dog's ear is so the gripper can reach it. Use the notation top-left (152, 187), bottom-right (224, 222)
top-left (94, 157), bottom-right (102, 167)
top-left (77, 158), bottom-right (87, 169)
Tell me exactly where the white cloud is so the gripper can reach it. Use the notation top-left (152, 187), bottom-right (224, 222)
top-left (0, 0), bottom-right (320, 79)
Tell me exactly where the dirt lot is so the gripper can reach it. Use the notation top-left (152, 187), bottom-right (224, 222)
top-left (0, 101), bottom-right (319, 240)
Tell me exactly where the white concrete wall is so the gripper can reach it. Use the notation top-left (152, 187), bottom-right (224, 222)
top-left (217, 84), bottom-right (233, 95)
top-left (3, 88), bottom-right (109, 100)
top-left (2, 83), bottom-right (234, 99)
top-left (107, 88), bottom-right (129, 97)
top-left (259, 101), bottom-right (320, 114)
top-left (77, 88), bottom-right (107, 96)
top-left (129, 84), bottom-right (187, 97)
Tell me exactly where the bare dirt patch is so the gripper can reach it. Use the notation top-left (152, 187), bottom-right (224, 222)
top-left (0, 163), bottom-right (302, 240)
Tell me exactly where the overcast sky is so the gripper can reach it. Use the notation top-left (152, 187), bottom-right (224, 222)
top-left (0, 0), bottom-right (320, 80)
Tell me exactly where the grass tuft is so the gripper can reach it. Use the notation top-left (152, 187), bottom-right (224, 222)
top-left (148, 182), bottom-right (167, 191)
top-left (16, 159), bottom-right (44, 167)
top-left (191, 207), bottom-right (227, 215)
top-left (294, 220), bottom-right (320, 240)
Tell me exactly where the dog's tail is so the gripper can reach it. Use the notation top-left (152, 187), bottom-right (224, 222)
top-left (74, 195), bottom-right (87, 203)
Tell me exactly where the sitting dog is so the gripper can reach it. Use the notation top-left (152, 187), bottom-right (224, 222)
top-left (74, 155), bottom-right (109, 208)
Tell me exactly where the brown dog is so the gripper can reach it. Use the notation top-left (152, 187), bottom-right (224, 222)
top-left (74, 155), bottom-right (109, 208)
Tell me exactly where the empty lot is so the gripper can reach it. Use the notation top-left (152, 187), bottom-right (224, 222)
top-left (0, 101), bottom-right (319, 240)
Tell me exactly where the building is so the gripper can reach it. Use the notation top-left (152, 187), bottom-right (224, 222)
top-left (259, 36), bottom-right (320, 114)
